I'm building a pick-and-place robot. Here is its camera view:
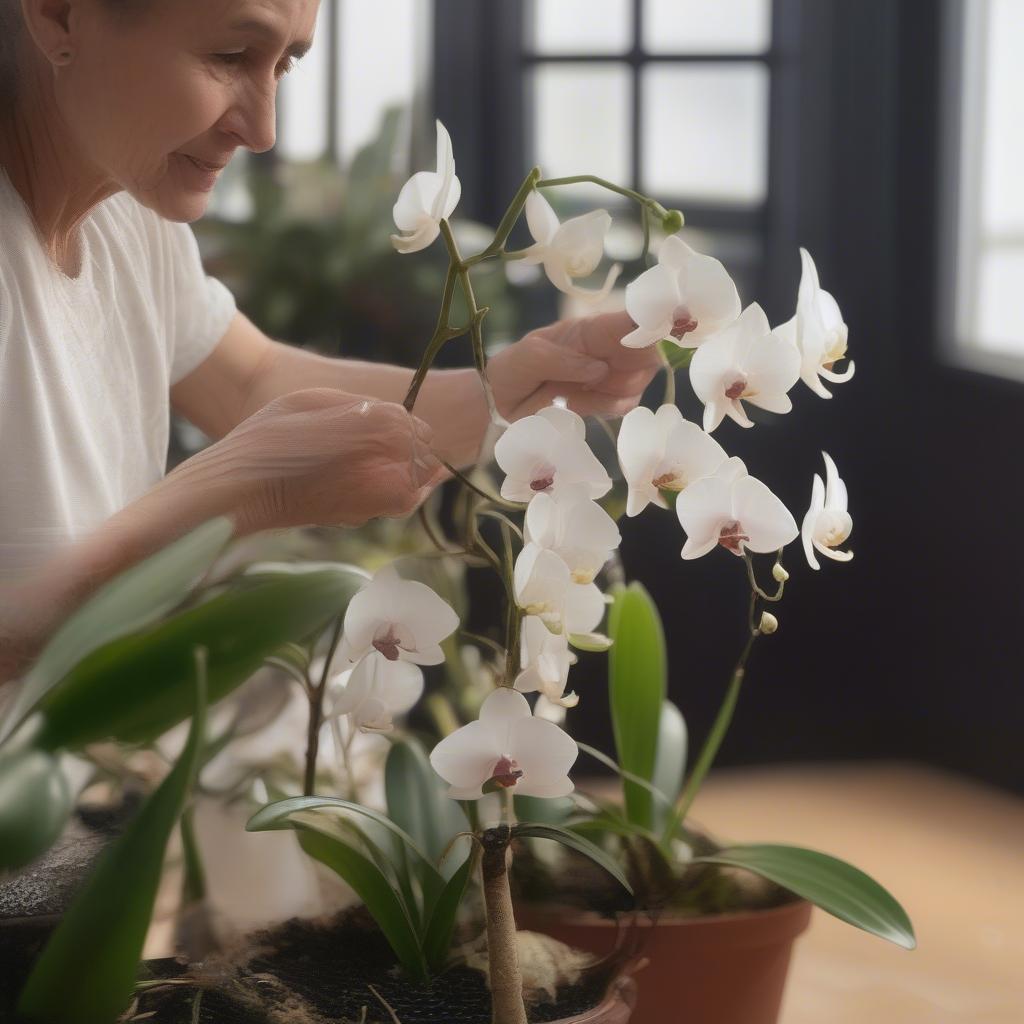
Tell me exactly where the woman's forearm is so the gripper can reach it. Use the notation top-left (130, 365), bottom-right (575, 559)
top-left (245, 345), bottom-right (491, 469)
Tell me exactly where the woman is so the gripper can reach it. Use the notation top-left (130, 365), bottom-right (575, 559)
top-left (0, 0), bottom-right (659, 683)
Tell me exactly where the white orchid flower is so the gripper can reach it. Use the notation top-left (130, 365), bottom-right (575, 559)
top-left (429, 687), bottom-right (578, 800)
top-left (514, 544), bottom-right (606, 636)
top-left (689, 303), bottom-right (802, 433)
top-left (676, 457), bottom-right (798, 559)
top-left (524, 485), bottom-right (621, 584)
top-left (494, 405), bottom-right (611, 502)
top-left (326, 651), bottom-right (424, 733)
top-left (515, 615), bottom-right (579, 708)
top-left (621, 235), bottom-right (741, 350)
top-left (338, 564), bottom-right (459, 667)
top-left (777, 248), bottom-right (854, 398)
top-left (520, 190), bottom-right (622, 303)
top-left (801, 451), bottom-right (853, 570)
top-left (617, 404), bottom-right (729, 516)
top-left (391, 120), bottom-right (462, 254)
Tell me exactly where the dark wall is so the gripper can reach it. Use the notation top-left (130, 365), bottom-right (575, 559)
top-left (435, 0), bottom-right (1022, 792)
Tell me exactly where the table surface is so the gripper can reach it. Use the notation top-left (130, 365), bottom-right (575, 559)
top-left (688, 762), bottom-right (1024, 1024)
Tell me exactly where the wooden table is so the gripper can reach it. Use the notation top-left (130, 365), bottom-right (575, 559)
top-left (688, 762), bottom-right (1024, 1024)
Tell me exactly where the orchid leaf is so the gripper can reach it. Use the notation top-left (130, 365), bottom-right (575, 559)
top-left (17, 657), bottom-right (207, 1024)
top-left (512, 822), bottom-right (633, 897)
top-left (652, 701), bottom-right (687, 833)
top-left (697, 843), bottom-right (916, 949)
top-left (608, 582), bottom-right (666, 830)
top-left (1, 517), bottom-right (232, 746)
top-left (33, 568), bottom-right (364, 750)
top-left (422, 841), bottom-right (476, 972)
top-left (0, 746), bottom-right (74, 871)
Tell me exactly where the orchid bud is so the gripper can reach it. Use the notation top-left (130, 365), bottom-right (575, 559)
top-left (662, 208), bottom-right (684, 233)
top-left (758, 611), bottom-right (779, 635)
top-left (772, 563), bottom-right (789, 583)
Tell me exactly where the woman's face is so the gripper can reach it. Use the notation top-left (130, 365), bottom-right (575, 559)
top-left (58, 0), bottom-right (319, 221)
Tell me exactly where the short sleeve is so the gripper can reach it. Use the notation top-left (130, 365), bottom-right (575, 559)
top-left (156, 219), bottom-right (238, 385)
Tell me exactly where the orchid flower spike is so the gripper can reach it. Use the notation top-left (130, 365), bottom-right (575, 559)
top-left (520, 190), bottom-right (622, 303)
top-left (338, 564), bottom-right (459, 666)
top-left (777, 248), bottom-right (854, 398)
top-left (515, 615), bottom-right (579, 708)
top-left (429, 687), bottom-right (578, 799)
top-left (617, 404), bottom-right (728, 516)
top-left (622, 235), bottom-right (741, 350)
top-left (524, 484), bottom-right (621, 584)
top-left (494, 405), bottom-right (612, 502)
top-left (514, 543), bottom-right (606, 636)
top-left (391, 120), bottom-right (462, 254)
top-left (802, 451), bottom-right (853, 570)
top-left (326, 652), bottom-right (424, 733)
top-left (689, 303), bottom-right (802, 433)
top-left (676, 457), bottom-right (798, 559)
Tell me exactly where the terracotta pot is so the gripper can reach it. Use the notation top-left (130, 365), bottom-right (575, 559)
top-left (519, 900), bottom-right (811, 1024)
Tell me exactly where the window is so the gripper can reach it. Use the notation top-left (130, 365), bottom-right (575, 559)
top-left (943, 0), bottom-right (1024, 377)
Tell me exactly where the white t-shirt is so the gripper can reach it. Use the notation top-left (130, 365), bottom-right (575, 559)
top-left (0, 165), bottom-right (237, 582)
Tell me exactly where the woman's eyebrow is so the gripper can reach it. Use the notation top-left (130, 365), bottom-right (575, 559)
top-left (226, 17), bottom-right (314, 60)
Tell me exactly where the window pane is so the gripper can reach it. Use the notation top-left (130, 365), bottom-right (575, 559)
top-left (981, 0), bottom-right (1024, 234)
top-left (339, 0), bottom-right (421, 166)
top-left (643, 0), bottom-right (771, 54)
top-left (976, 247), bottom-right (1024, 356)
top-left (532, 64), bottom-right (631, 185)
top-left (641, 64), bottom-right (768, 204)
top-left (278, 3), bottom-right (330, 161)
top-left (530, 0), bottom-right (632, 54)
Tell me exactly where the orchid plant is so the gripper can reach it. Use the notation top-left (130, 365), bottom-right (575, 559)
top-left (242, 120), bottom-right (910, 1024)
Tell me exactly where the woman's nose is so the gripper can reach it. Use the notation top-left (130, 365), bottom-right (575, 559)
top-left (230, 80), bottom-right (278, 155)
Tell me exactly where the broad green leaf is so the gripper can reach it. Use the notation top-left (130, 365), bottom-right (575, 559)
top-left (385, 737), bottom-right (468, 872)
top-left (697, 844), bottom-right (916, 950)
top-left (652, 701), bottom-right (687, 833)
top-left (1, 518), bottom-right (232, 745)
top-left (0, 745), bottom-right (73, 871)
top-left (293, 827), bottom-right (428, 981)
top-left (422, 843), bottom-right (475, 972)
top-left (608, 582), bottom-right (666, 830)
top-left (513, 794), bottom-right (574, 826)
top-left (33, 568), bottom-right (363, 750)
top-left (658, 339), bottom-right (695, 371)
top-left (512, 823), bottom-right (633, 897)
top-left (18, 658), bottom-right (207, 1024)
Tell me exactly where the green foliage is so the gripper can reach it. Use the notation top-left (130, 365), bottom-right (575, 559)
top-left (0, 517), bottom-right (232, 746)
top-left (512, 823), bottom-right (633, 897)
top-left (247, 795), bottom-right (474, 977)
top-left (697, 844), bottom-right (916, 949)
top-left (658, 339), bottom-right (696, 370)
top-left (651, 701), bottom-right (687, 833)
top-left (0, 746), bottom-right (74, 871)
top-left (32, 567), bottom-right (363, 750)
top-left (608, 582), bottom-right (667, 830)
top-left (17, 663), bottom-right (208, 1024)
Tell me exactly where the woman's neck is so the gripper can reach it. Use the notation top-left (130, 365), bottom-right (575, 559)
top-left (0, 49), bottom-right (118, 276)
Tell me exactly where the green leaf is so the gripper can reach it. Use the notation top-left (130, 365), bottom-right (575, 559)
top-left (697, 843), bottom-right (916, 950)
top-left (33, 568), bottom-right (363, 750)
top-left (17, 653), bottom-right (208, 1024)
top-left (293, 826), bottom-right (428, 981)
top-left (0, 518), bottom-right (232, 745)
top-left (513, 794), bottom-right (574, 826)
top-left (512, 823), bottom-right (633, 897)
top-left (422, 843), bottom-right (475, 972)
top-left (658, 339), bottom-right (695, 371)
top-left (385, 737), bottom-right (468, 871)
top-left (652, 701), bottom-right (687, 833)
top-left (608, 582), bottom-right (667, 830)
top-left (0, 746), bottom-right (74, 871)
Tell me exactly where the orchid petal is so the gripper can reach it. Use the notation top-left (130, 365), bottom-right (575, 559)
top-left (732, 475), bottom-right (798, 553)
top-left (525, 190), bottom-right (560, 245)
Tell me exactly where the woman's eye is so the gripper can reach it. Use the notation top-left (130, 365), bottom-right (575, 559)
top-left (214, 51), bottom-right (246, 66)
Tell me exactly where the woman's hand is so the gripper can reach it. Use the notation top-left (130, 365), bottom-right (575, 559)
top-left (486, 311), bottom-right (663, 422)
top-left (179, 388), bottom-right (446, 535)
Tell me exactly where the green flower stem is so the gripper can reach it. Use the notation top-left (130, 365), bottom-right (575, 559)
top-left (304, 614), bottom-right (344, 796)
top-left (744, 550), bottom-right (787, 603)
top-left (464, 166), bottom-right (543, 267)
top-left (659, 345), bottom-right (676, 407)
top-left (660, 590), bottom-right (761, 848)
top-left (535, 174), bottom-right (674, 222)
top-left (440, 460), bottom-right (524, 511)
top-left (499, 522), bottom-right (522, 686)
top-left (403, 263), bottom-right (461, 412)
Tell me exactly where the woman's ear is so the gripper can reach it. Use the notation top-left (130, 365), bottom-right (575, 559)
top-left (19, 0), bottom-right (79, 66)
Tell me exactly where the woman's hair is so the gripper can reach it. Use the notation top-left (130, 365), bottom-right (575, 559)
top-left (0, 0), bottom-right (155, 108)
